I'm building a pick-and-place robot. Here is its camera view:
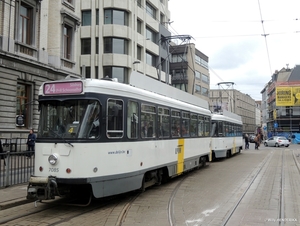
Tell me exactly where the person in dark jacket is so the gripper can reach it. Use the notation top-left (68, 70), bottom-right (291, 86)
top-left (0, 140), bottom-right (6, 165)
top-left (254, 133), bottom-right (260, 150)
top-left (27, 129), bottom-right (36, 157)
top-left (245, 134), bottom-right (249, 149)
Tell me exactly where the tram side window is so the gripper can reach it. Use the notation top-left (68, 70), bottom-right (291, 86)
top-left (182, 111), bottom-right (190, 137)
top-left (158, 107), bottom-right (170, 138)
top-left (77, 101), bottom-right (101, 139)
top-left (171, 110), bottom-right (180, 137)
top-left (190, 114), bottom-right (197, 137)
top-left (232, 124), bottom-right (236, 136)
top-left (236, 125), bottom-right (239, 136)
top-left (86, 103), bottom-right (100, 139)
top-left (230, 124), bottom-right (233, 136)
top-left (107, 99), bottom-right (123, 138)
top-left (218, 121), bottom-right (223, 137)
top-left (127, 100), bottom-right (139, 139)
top-left (238, 125), bottom-right (242, 136)
top-left (141, 104), bottom-right (156, 138)
top-left (224, 123), bottom-right (229, 137)
top-left (210, 121), bottom-right (217, 137)
top-left (204, 117), bottom-right (210, 137)
top-left (198, 115), bottom-right (204, 137)
top-left (229, 123), bottom-right (232, 136)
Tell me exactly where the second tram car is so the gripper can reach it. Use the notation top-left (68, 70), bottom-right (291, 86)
top-left (211, 111), bottom-right (243, 159)
top-left (27, 74), bottom-right (212, 201)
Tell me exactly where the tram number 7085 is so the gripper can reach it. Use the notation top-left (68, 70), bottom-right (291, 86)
top-left (49, 168), bottom-right (59, 173)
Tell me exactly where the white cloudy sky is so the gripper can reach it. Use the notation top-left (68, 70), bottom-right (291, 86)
top-left (168, 0), bottom-right (300, 100)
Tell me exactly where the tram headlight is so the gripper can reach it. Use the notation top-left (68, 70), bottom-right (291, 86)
top-left (48, 154), bottom-right (58, 165)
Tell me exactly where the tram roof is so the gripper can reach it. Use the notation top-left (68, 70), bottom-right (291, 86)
top-left (39, 74), bottom-right (211, 115)
top-left (212, 110), bottom-right (242, 125)
top-left (129, 72), bottom-right (209, 109)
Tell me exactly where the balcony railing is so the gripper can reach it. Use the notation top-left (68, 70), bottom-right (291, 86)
top-left (172, 75), bottom-right (188, 84)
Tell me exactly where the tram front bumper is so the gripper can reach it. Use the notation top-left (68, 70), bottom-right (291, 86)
top-left (27, 176), bottom-right (57, 201)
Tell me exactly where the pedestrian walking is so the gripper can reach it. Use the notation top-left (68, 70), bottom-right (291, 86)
top-left (245, 134), bottom-right (249, 149)
top-left (27, 129), bottom-right (36, 157)
top-left (254, 133), bottom-right (260, 150)
top-left (0, 139), bottom-right (6, 166)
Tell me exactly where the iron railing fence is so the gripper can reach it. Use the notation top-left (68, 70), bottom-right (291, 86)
top-left (0, 138), bottom-right (34, 188)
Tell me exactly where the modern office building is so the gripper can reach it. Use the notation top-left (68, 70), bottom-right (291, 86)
top-left (78, 0), bottom-right (171, 82)
top-left (169, 43), bottom-right (210, 102)
top-left (209, 88), bottom-right (256, 134)
top-left (261, 65), bottom-right (300, 135)
top-left (0, 0), bottom-right (171, 138)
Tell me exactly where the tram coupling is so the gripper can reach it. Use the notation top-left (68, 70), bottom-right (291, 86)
top-left (27, 176), bottom-right (58, 201)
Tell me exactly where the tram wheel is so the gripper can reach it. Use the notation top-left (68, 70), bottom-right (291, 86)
top-left (139, 176), bottom-right (146, 193)
top-left (200, 156), bottom-right (207, 167)
top-left (226, 150), bottom-right (231, 158)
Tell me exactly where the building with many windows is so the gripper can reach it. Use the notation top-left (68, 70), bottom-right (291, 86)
top-left (0, 0), bottom-right (75, 140)
top-left (209, 89), bottom-right (257, 134)
top-left (169, 43), bottom-right (210, 102)
top-left (78, 0), bottom-right (171, 82)
top-left (261, 65), bottom-right (300, 135)
top-left (0, 0), bottom-right (263, 142)
top-left (0, 0), bottom-right (171, 139)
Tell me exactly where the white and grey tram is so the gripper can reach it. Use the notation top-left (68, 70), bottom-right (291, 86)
top-left (210, 110), bottom-right (243, 159)
top-left (27, 73), bottom-right (212, 201)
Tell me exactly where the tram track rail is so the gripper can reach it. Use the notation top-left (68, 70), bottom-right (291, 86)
top-left (0, 192), bottom-right (141, 226)
top-left (168, 174), bottom-right (188, 226)
top-left (115, 193), bottom-right (140, 226)
top-left (220, 151), bottom-right (275, 226)
top-left (279, 150), bottom-right (285, 226)
top-left (220, 148), bottom-right (300, 226)
top-left (167, 163), bottom-right (209, 226)
top-left (0, 199), bottom-right (64, 225)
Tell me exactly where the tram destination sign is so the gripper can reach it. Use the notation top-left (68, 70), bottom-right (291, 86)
top-left (44, 81), bottom-right (83, 95)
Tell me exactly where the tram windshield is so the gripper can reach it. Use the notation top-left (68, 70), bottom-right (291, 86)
top-left (38, 99), bottom-right (101, 139)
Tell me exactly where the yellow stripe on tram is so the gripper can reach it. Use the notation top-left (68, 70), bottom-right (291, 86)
top-left (177, 138), bottom-right (184, 174)
top-left (233, 137), bottom-right (236, 154)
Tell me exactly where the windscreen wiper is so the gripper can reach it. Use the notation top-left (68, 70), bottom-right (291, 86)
top-left (48, 127), bottom-right (74, 147)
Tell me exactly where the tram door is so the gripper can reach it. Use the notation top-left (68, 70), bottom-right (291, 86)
top-left (127, 101), bottom-right (139, 139)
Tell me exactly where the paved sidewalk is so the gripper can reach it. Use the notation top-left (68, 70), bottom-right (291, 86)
top-left (0, 183), bottom-right (31, 210)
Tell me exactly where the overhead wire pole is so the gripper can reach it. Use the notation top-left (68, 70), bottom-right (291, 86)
top-left (217, 82), bottom-right (235, 112)
top-left (189, 44), bottom-right (196, 95)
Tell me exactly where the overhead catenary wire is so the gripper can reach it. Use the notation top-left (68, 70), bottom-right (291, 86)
top-left (257, 0), bottom-right (273, 75)
top-left (169, 1), bottom-right (300, 101)
top-left (193, 31), bottom-right (300, 39)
